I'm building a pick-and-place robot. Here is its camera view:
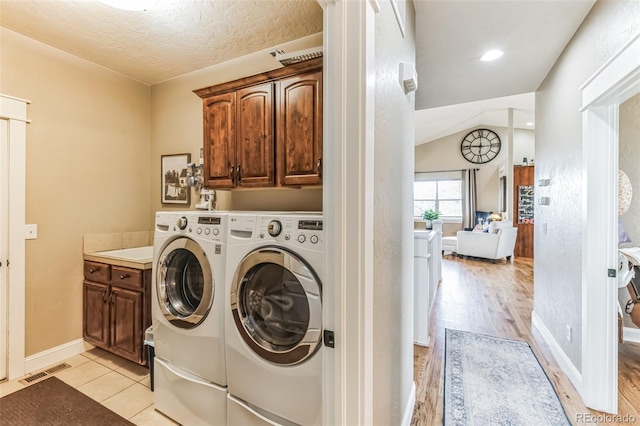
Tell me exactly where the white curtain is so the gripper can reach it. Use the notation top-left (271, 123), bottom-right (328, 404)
top-left (461, 169), bottom-right (477, 230)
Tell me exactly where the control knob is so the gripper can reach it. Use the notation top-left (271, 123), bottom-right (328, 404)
top-left (268, 220), bottom-right (282, 237)
top-left (177, 217), bottom-right (188, 230)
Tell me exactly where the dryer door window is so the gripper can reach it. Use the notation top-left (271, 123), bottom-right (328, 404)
top-left (157, 237), bottom-right (213, 329)
top-left (231, 246), bottom-right (322, 365)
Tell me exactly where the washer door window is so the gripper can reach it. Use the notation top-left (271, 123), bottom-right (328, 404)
top-left (231, 247), bottom-right (322, 365)
top-left (157, 237), bottom-right (213, 329)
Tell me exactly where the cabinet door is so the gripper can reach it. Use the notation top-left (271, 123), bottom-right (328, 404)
top-left (203, 92), bottom-right (236, 188)
top-left (277, 70), bottom-right (323, 186)
top-left (83, 281), bottom-right (109, 349)
top-left (236, 83), bottom-right (274, 187)
top-left (110, 287), bottom-right (143, 364)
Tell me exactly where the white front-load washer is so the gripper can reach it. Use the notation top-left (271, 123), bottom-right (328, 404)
top-left (225, 213), bottom-right (324, 426)
top-left (152, 211), bottom-right (228, 425)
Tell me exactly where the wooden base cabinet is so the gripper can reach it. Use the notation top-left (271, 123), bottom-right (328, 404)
top-left (83, 260), bottom-right (151, 365)
top-left (195, 57), bottom-right (322, 189)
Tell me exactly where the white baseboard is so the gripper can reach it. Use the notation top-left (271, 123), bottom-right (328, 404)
top-left (531, 311), bottom-right (582, 391)
top-left (24, 339), bottom-right (94, 374)
top-left (623, 327), bottom-right (640, 343)
top-left (402, 381), bottom-right (417, 426)
top-left (414, 337), bottom-right (430, 348)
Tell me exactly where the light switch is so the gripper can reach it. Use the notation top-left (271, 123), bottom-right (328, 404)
top-left (25, 224), bottom-right (37, 240)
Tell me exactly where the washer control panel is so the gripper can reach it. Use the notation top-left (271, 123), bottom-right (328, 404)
top-left (159, 213), bottom-right (227, 242)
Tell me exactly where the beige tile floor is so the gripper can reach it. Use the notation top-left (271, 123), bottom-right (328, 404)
top-left (0, 347), bottom-right (178, 426)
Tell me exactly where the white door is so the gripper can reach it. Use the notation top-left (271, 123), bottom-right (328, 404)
top-left (0, 94), bottom-right (28, 381)
top-left (0, 117), bottom-right (9, 381)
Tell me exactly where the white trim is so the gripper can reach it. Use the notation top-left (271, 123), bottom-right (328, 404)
top-left (0, 94), bottom-right (28, 381)
top-left (580, 32), bottom-right (640, 415)
top-left (402, 382), bottom-right (417, 426)
top-left (24, 339), bottom-right (93, 374)
top-left (531, 311), bottom-right (582, 391)
top-left (623, 327), bottom-right (640, 344)
top-left (0, 114), bottom-right (31, 123)
top-left (322, 1), bottom-right (376, 425)
top-left (0, 94), bottom-right (31, 104)
top-left (580, 33), bottom-right (640, 105)
top-left (581, 105), bottom-right (619, 414)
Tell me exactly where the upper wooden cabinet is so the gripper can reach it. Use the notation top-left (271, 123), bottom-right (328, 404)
top-left (203, 92), bottom-right (236, 188)
top-left (277, 70), bottom-right (323, 186)
top-left (195, 58), bottom-right (322, 189)
top-left (236, 83), bottom-right (274, 187)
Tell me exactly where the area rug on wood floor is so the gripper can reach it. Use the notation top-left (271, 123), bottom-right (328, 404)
top-left (0, 376), bottom-right (133, 426)
top-left (444, 329), bottom-right (570, 426)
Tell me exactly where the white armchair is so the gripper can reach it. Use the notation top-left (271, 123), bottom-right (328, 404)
top-left (456, 220), bottom-right (518, 262)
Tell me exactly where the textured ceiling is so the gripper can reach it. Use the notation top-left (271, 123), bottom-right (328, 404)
top-left (0, 0), bottom-right (323, 85)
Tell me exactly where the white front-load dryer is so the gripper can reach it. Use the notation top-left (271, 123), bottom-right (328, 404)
top-left (152, 211), bottom-right (228, 425)
top-left (225, 213), bottom-right (324, 426)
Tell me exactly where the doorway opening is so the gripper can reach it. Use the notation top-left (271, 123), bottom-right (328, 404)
top-left (581, 34), bottom-right (640, 414)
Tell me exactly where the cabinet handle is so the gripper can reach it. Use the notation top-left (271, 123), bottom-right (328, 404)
top-left (119, 274), bottom-right (129, 280)
top-left (103, 291), bottom-right (108, 304)
top-left (229, 164), bottom-right (235, 183)
top-left (88, 268), bottom-right (96, 274)
top-left (110, 293), bottom-right (115, 306)
top-left (236, 165), bottom-right (241, 183)
top-left (317, 158), bottom-right (323, 179)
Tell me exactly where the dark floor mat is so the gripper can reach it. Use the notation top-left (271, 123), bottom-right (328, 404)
top-left (0, 376), bottom-right (134, 426)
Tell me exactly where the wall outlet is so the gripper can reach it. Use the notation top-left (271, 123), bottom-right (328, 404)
top-left (25, 224), bottom-right (38, 240)
top-left (566, 325), bottom-right (572, 342)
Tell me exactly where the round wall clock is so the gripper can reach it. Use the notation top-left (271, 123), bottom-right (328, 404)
top-left (460, 129), bottom-right (501, 164)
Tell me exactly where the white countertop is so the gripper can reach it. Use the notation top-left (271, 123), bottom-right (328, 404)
top-left (84, 246), bottom-right (153, 270)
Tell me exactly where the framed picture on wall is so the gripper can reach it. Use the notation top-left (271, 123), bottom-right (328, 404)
top-left (517, 185), bottom-right (534, 224)
top-left (161, 153), bottom-right (191, 205)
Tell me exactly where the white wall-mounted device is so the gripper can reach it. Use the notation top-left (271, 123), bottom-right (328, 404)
top-left (399, 62), bottom-right (418, 94)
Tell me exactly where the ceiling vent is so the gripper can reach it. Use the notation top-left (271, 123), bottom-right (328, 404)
top-left (272, 47), bottom-right (323, 66)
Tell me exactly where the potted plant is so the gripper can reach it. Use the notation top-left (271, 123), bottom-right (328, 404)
top-left (422, 209), bottom-right (440, 230)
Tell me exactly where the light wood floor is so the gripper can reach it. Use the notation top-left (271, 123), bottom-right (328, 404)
top-left (411, 255), bottom-right (640, 425)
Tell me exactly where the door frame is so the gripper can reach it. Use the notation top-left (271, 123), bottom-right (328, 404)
top-left (321, 0), bottom-right (378, 424)
top-left (0, 94), bottom-right (29, 381)
top-left (580, 33), bottom-right (640, 413)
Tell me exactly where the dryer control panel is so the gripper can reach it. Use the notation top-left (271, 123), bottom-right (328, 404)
top-left (256, 215), bottom-right (324, 249)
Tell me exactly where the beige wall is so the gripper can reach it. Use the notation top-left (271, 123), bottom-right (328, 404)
top-left (373, 1), bottom-right (416, 423)
top-left (149, 33), bottom-right (323, 223)
top-left (414, 127), bottom-right (535, 235)
top-left (1, 29), bottom-right (151, 356)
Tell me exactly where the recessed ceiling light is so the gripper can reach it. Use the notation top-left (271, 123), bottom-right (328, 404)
top-left (98, 0), bottom-right (162, 11)
top-left (526, 121), bottom-right (534, 127)
top-left (480, 50), bottom-right (504, 62)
